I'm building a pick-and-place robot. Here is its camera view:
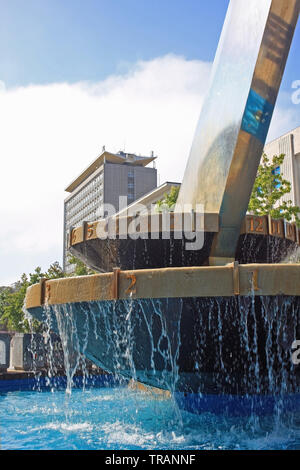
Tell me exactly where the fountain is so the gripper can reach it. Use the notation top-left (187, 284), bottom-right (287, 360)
top-left (25, 0), bottom-right (300, 415)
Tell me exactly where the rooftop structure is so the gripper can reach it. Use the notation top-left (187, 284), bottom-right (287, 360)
top-left (63, 149), bottom-right (157, 272)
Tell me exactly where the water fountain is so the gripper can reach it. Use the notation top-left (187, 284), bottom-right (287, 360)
top-left (25, 0), bottom-right (300, 416)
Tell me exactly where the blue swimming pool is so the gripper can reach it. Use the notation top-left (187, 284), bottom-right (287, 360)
top-left (1, 384), bottom-right (299, 450)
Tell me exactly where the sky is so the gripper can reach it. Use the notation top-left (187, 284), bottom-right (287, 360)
top-left (0, 0), bottom-right (299, 285)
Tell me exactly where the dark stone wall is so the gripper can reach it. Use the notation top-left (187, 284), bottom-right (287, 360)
top-left (71, 232), bottom-right (298, 273)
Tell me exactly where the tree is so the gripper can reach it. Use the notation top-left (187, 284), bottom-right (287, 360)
top-left (155, 186), bottom-right (180, 212)
top-left (67, 255), bottom-right (95, 276)
top-left (248, 153), bottom-right (300, 225)
top-left (0, 263), bottom-right (65, 333)
top-left (0, 287), bottom-right (13, 330)
top-left (0, 258), bottom-right (95, 332)
top-left (0, 274), bottom-right (31, 332)
top-left (46, 262), bottom-right (65, 279)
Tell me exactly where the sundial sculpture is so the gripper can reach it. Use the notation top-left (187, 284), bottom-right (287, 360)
top-left (177, 0), bottom-right (300, 266)
top-left (26, 0), bottom-right (300, 415)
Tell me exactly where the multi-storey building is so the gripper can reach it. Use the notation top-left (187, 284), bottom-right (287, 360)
top-left (115, 181), bottom-right (181, 217)
top-left (264, 126), bottom-right (300, 208)
top-left (63, 149), bottom-right (157, 273)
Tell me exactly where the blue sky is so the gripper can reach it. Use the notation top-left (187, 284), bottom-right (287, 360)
top-left (1, 0), bottom-right (299, 119)
top-left (0, 0), bottom-right (299, 285)
top-left (0, 0), bottom-right (230, 87)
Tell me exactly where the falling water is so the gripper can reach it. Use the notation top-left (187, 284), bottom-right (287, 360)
top-left (17, 290), bottom-right (300, 449)
top-left (53, 303), bottom-right (89, 394)
top-left (25, 291), bottom-right (299, 407)
top-left (43, 303), bottom-right (60, 392)
top-left (237, 232), bottom-right (299, 264)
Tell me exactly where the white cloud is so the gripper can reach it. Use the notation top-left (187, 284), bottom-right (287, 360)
top-left (0, 54), bottom-right (211, 285)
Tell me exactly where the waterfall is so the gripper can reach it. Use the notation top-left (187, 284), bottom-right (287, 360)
top-left (24, 292), bottom-right (299, 419)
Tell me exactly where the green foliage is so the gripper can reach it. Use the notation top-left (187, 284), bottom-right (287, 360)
top-left (67, 255), bottom-right (95, 276)
top-left (155, 186), bottom-right (180, 212)
top-left (45, 261), bottom-right (65, 279)
top-left (0, 263), bottom-right (65, 333)
top-left (1, 276), bottom-right (31, 332)
top-left (0, 287), bottom-right (13, 329)
top-left (248, 153), bottom-right (300, 225)
top-left (0, 258), bottom-right (95, 332)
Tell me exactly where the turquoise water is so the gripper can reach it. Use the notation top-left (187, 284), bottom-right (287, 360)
top-left (1, 385), bottom-right (300, 450)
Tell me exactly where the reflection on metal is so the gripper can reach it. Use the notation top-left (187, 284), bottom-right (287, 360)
top-left (176, 0), bottom-right (300, 265)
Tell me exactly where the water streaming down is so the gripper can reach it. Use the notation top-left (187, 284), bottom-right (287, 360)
top-left (77, 296), bottom-right (184, 396)
top-left (43, 304), bottom-right (65, 392)
top-left (22, 230), bottom-right (300, 443)
top-left (24, 290), bottom-right (299, 407)
top-left (9, 0), bottom-right (300, 448)
top-left (25, 313), bottom-right (43, 392)
top-left (12, 296), bottom-right (300, 449)
top-left (54, 304), bottom-right (82, 394)
top-left (235, 233), bottom-right (299, 265)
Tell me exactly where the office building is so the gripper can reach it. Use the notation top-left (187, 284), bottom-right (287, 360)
top-left (115, 181), bottom-right (181, 216)
top-left (63, 149), bottom-right (157, 272)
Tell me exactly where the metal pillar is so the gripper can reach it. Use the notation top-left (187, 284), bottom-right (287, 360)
top-left (176, 0), bottom-right (299, 265)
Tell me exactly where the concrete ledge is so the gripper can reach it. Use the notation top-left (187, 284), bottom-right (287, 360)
top-left (69, 212), bottom-right (219, 247)
top-left (68, 214), bottom-right (300, 250)
top-left (25, 263), bottom-right (300, 309)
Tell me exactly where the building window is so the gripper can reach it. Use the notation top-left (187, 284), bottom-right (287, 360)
top-left (128, 171), bottom-right (135, 200)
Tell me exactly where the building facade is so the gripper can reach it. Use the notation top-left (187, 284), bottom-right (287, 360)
top-left (115, 181), bottom-right (181, 217)
top-left (264, 126), bottom-right (300, 208)
top-left (63, 150), bottom-right (157, 273)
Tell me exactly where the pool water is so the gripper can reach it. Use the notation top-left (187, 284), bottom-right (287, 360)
top-left (1, 385), bottom-right (300, 450)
